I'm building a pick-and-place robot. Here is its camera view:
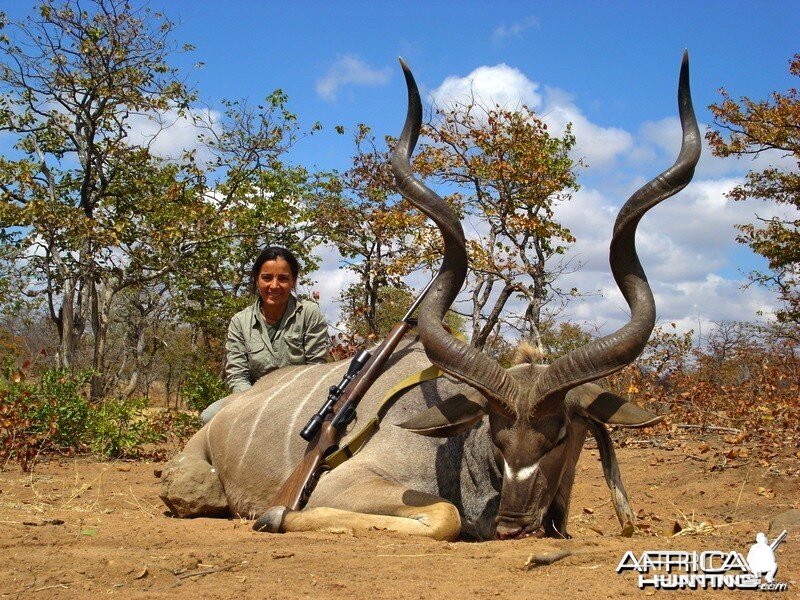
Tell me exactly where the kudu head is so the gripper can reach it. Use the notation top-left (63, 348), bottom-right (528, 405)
top-left (390, 54), bottom-right (700, 539)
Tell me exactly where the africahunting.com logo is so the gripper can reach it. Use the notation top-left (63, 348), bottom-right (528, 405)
top-left (616, 530), bottom-right (789, 591)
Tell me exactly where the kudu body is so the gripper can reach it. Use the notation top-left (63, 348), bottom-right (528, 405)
top-left (160, 54), bottom-right (699, 541)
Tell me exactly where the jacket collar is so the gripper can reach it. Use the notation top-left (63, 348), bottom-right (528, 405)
top-left (252, 294), bottom-right (300, 330)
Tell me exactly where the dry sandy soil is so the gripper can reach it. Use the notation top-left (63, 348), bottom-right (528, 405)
top-left (1, 433), bottom-right (797, 599)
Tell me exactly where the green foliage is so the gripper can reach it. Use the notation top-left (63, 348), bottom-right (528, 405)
top-left (181, 365), bottom-right (226, 413)
top-left (707, 53), bottom-right (800, 329)
top-left (312, 125), bottom-right (438, 338)
top-left (0, 361), bottom-right (92, 469)
top-left (88, 397), bottom-right (157, 458)
top-left (415, 98), bottom-right (581, 349)
top-left (0, 0), bottom-right (199, 394)
top-left (150, 410), bottom-right (201, 450)
top-left (168, 88), bottom-right (326, 351)
top-left (340, 284), bottom-right (413, 339)
top-left (0, 1), bottom-right (324, 401)
top-left (0, 358), bottom-right (171, 468)
top-left (339, 283), bottom-right (464, 343)
top-left (540, 322), bottom-right (594, 362)
top-left (29, 368), bottom-right (93, 448)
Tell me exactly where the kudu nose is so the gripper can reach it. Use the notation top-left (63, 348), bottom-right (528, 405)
top-left (495, 517), bottom-right (546, 540)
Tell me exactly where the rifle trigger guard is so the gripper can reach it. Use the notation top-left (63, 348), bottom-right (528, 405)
top-left (338, 405), bottom-right (357, 427)
top-left (299, 462), bottom-right (333, 508)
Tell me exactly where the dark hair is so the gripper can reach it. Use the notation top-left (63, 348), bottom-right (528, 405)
top-left (250, 246), bottom-right (300, 293)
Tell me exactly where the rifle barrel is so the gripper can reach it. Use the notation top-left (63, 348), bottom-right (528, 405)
top-left (770, 529), bottom-right (788, 551)
top-left (401, 276), bottom-right (437, 322)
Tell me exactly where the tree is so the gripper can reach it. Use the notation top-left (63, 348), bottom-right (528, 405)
top-left (167, 92), bottom-right (324, 353)
top-left (707, 54), bottom-right (800, 329)
top-left (539, 321), bottom-right (594, 362)
top-left (0, 1), bottom-right (322, 401)
top-left (415, 97), bottom-right (580, 351)
top-left (0, 0), bottom-right (197, 399)
top-left (339, 284), bottom-right (413, 339)
top-left (312, 125), bottom-right (437, 338)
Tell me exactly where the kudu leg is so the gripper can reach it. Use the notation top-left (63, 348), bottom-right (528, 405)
top-left (255, 476), bottom-right (462, 541)
top-left (159, 430), bottom-right (229, 518)
top-left (585, 419), bottom-right (636, 532)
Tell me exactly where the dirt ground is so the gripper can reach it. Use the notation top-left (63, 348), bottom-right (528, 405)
top-left (0, 433), bottom-right (797, 599)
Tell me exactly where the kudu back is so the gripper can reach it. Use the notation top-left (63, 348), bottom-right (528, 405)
top-left (160, 53), bottom-right (699, 541)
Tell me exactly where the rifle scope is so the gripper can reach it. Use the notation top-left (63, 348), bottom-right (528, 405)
top-left (299, 349), bottom-right (371, 441)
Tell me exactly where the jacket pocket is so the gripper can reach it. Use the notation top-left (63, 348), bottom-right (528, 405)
top-left (281, 332), bottom-right (305, 362)
top-left (245, 338), bottom-right (267, 355)
top-left (245, 338), bottom-right (269, 378)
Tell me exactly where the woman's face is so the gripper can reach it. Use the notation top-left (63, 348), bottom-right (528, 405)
top-left (256, 257), bottom-right (296, 312)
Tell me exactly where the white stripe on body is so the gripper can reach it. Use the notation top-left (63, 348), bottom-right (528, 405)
top-left (284, 360), bottom-right (350, 470)
top-left (207, 366), bottom-right (299, 465)
top-left (236, 364), bottom-right (317, 469)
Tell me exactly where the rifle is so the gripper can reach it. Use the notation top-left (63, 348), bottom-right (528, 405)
top-left (265, 277), bottom-right (436, 513)
top-left (770, 530), bottom-right (788, 552)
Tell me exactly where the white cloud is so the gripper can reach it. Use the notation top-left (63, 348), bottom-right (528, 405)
top-left (125, 106), bottom-right (220, 165)
top-left (662, 274), bottom-right (776, 323)
top-left (315, 56), bottom-right (391, 101)
top-left (543, 176), bottom-right (783, 340)
top-left (309, 64), bottom-right (793, 346)
top-left (541, 87), bottom-right (633, 169)
top-left (631, 116), bottom-right (798, 180)
top-left (429, 66), bottom-right (632, 168)
top-left (550, 269), bottom-right (777, 342)
top-left (430, 64), bottom-right (542, 112)
top-left (491, 16), bottom-right (539, 44)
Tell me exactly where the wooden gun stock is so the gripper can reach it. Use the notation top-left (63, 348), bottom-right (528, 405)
top-left (267, 416), bottom-right (340, 511)
top-left (267, 279), bottom-right (435, 512)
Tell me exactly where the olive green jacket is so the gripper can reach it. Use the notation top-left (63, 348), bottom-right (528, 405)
top-left (225, 296), bottom-right (329, 393)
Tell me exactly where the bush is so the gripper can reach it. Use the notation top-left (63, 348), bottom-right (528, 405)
top-left (0, 359), bottom-right (167, 468)
top-left (150, 410), bottom-right (201, 451)
top-left (31, 369), bottom-right (93, 448)
top-left (181, 365), bottom-right (226, 413)
top-left (88, 396), bottom-right (158, 458)
top-left (0, 360), bottom-right (93, 469)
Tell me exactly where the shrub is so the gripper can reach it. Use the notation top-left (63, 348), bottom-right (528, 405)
top-left (0, 360), bottom-right (93, 469)
top-left (150, 410), bottom-right (201, 451)
top-left (31, 369), bottom-right (92, 448)
top-left (88, 397), bottom-right (158, 458)
top-left (181, 365), bottom-right (226, 413)
top-left (0, 359), bottom-right (167, 467)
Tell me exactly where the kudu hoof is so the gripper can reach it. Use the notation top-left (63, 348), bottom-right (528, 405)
top-left (253, 506), bottom-right (288, 532)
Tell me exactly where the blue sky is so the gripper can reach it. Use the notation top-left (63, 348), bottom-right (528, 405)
top-left (4, 1), bottom-right (799, 338)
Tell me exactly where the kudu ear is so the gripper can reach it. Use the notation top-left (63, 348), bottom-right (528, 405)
top-left (395, 391), bottom-right (488, 438)
top-left (568, 382), bottom-right (663, 428)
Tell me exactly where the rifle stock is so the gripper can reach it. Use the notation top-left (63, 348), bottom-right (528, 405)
top-left (266, 279), bottom-right (435, 513)
top-left (268, 421), bottom-right (339, 510)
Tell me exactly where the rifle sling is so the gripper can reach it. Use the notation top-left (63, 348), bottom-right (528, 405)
top-left (324, 364), bottom-right (445, 469)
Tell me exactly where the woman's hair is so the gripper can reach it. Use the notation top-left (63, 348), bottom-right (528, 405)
top-left (250, 246), bottom-right (300, 293)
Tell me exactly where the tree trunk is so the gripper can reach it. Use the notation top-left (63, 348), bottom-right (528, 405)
top-left (120, 300), bottom-right (149, 398)
top-left (90, 282), bottom-right (115, 401)
top-left (473, 282), bottom-right (515, 350)
top-left (524, 296), bottom-right (545, 353)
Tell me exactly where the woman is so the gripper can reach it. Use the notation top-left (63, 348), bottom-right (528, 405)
top-left (201, 246), bottom-right (329, 423)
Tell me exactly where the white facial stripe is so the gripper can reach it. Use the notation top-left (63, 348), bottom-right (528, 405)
top-left (504, 459), bottom-right (540, 483)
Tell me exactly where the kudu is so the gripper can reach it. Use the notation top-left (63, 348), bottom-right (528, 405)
top-left (160, 53), bottom-right (699, 540)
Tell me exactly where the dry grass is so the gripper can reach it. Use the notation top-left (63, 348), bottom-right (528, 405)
top-left (671, 509), bottom-right (717, 536)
